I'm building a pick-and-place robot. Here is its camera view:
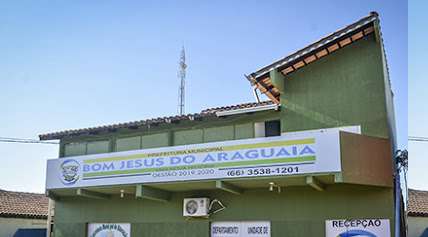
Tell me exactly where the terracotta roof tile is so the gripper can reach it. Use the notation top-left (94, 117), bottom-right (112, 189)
top-left (408, 189), bottom-right (428, 217)
top-left (39, 101), bottom-right (276, 140)
top-left (0, 189), bottom-right (48, 219)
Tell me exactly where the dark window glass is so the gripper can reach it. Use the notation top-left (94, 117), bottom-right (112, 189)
top-left (265, 120), bottom-right (281, 137)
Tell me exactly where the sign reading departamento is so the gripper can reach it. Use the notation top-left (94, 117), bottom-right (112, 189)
top-left (87, 223), bottom-right (130, 237)
top-left (211, 221), bottom-right (270, 237)
top-left (46, 129), bottom-right (341, 189)
top-left (325, 219), bottom-right (390, 237)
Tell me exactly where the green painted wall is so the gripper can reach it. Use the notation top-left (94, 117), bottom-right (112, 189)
top-left (235, 123), bottom-right (254, 140)
top-left (86, 140), bottom-right (109, 155)
top-left (281, 34), bottom-right (390, 139)
top-left (53, 185), bottom-right (394, 237)
top-left (174, 129), bottom-right (204, 146)
top-left (63, 142), bottom-right (86, 157)
top-left (116, 136), bottom-right (141, 152)
top-left (204, 125), bottom-right (234, 142)
top-left (61, 111), bottom-right (278, 157)
top-left (52, 29), bottom-right (396, 237)
top-left (142, 132), bottom-right (169, 148)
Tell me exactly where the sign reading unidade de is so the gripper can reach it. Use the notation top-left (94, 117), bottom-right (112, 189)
top-left (325, 219), bottom-right (390, 237)
top-left (211, 221), bottom-right (270, 237)
top-left (46, 129), bottom-right (341, 189)
top-left (87, 223), bottom-right (130, 237)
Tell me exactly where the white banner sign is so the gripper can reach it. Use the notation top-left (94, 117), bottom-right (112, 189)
top-left (87, 223), bottom-right (130, 237)
top-left (325, 219), bottom-right (390, 237)
top-left (46, 129), bottom-right (341, 189)
top-left (211, 221), bottom-right (270, 237)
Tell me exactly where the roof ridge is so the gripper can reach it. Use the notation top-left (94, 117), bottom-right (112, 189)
top-left (0, 188), bottom-right (45, 196)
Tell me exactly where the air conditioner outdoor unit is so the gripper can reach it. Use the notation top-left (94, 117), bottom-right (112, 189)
top-left (183, 198), bottom-right (210, 217)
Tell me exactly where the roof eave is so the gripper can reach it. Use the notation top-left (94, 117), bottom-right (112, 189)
top-left (0, 213), bottom-right (48, 219)
top-left (249, 12), bottom-right (379, 80)
top-left (408, 212), bottom-right (428, 217)
top-left (39, 113), bottom-right (213, 141)
top-left (39, 101), bottom-right (276, 141)
top-left (216, 103), bottom-right (279, 117)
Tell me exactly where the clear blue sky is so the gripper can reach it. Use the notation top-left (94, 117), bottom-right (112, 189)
top-left (0, 1), bottom-right (407, 193)
top-left (408, 0), bottom-right (427, 191)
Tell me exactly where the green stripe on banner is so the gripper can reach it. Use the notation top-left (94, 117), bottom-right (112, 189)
top-left (83, 156), bottom-right (316, 178)
top-left (84, 138), bottom-right (315, 164)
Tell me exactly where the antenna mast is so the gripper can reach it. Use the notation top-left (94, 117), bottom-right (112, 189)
top-left (178, 46), bottom-right (187, 115)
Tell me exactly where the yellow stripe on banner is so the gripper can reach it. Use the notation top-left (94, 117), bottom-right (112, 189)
top-left (83, 156), bottom-right (316, 178)
top-left (84, 138), bottom-right (315, 164)
top-left (222, 139), bottom-right (314, 151)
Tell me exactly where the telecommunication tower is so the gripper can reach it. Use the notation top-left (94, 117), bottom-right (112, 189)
top-left (178, 46), bottom-right (187, 115)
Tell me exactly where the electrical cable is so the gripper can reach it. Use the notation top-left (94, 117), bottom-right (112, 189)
top-left (0, 137), bottom-right (58, 145)
top-left (409, 136), bottom-right (428, 142)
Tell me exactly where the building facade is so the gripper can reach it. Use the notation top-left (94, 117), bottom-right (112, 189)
top-left (0, 189), bottom-right (48, 237)
top-left (408, 189), bottom-right (428, 237)
top-left (40, 12), bottom-right (401, 237)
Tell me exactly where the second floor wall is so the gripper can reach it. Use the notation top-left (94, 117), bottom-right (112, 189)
top-left (280, 33), bottom-right (392, 140)
top-left (60, 110), bottom-right (281, 157)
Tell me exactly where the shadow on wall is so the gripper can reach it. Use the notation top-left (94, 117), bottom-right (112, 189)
top-left (13, 228), bottom-right (46, 237)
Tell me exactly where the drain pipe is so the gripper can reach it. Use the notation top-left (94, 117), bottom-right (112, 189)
top-left (395, 150), bottom-right (408, 237)
top-left (394, 165), bottom-right (402, 237)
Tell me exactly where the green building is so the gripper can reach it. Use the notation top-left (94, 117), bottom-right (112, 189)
top-left (408, 189), bottom-right (428, 237)
top-left (40, 12), bottom-right (403, 237)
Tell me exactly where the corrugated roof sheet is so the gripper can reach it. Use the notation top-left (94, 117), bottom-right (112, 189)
top-left (0, 189), bottom-right (48, 219)
top-left (408, 189), bottom-right (428, 217)
top-left (39, 101), bottom-right (275, 140)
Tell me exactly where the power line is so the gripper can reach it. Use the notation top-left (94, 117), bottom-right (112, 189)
top-left (409, 136), bottom-right (428, 142)
top-left (1, 136), bottom-right (427, 144)
top-left (0, 137), bottom-right (58, 145)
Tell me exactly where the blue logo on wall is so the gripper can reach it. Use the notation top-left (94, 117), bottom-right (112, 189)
top-left (337, 229), bottom-right (377, 237)
top-left (60, 159), bottom-right (80, 185)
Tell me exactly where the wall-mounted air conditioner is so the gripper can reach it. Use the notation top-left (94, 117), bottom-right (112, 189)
top-left (183, 198), bottom-right (210, 217)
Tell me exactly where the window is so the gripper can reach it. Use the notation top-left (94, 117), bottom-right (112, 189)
top-left (86, 140), bottom-right (110, 154)
top-left (116, 136), bottom-right (142, 151)
top-left (63, 140), bottom-right (110, 157)
top-left (255, 120), bottom-right (281, 137)
top-left (265, 120), bottom-right (281, 137)
top-left (64, 142), bottom-right (86, 157)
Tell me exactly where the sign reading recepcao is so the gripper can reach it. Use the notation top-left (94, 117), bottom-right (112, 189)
top-left (87, 223), bottom-right (130, 237)
top-left (211, 221), bottom-right (270, 237)
top-left (325, 219), bottom-right (390, 237)
top-left (46, 129), bottom-right (341, 189)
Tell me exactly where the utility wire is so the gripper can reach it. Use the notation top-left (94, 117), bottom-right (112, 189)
top-left (409, 136), bottom-right (428, 142)
top-left (1, 135), bottom-right (425, 144)
top-left (0, 137), bottom-right (58, 145)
